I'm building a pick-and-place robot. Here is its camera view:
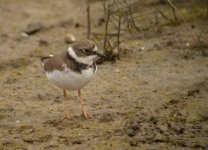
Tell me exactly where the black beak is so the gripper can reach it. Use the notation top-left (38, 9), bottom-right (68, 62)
top-left (95, 51), bottom-right (105, 58)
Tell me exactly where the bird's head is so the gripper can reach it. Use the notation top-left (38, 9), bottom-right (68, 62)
top-left (67, 40), bottom-right (105, 65)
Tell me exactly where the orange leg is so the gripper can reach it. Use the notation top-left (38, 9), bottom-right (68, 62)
top-left (78, 89), bottom-right (92, 119)
top-left (61, 90), bottom-right (72, 120)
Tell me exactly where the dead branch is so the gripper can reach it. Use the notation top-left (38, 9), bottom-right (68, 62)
top-left (156, 8), bottom-right (172, 22)
top-left (166, 0), bottom-right (178, 21)
top-left (87, 0), bottom-right (91, 39)
top-left (166, 0), bottom-right (195, 41)
top-left (117, 16), bottom-right (121, 59)
top-left (90, 32), bottom-right (121, 36)
top-left (103, 4), bottom-right (110, 50)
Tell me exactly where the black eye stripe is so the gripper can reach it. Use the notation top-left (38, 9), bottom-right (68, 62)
top-left (83, 49), bottom-right (90, 53)
top-left (82, 49), bottom-right (97, 55)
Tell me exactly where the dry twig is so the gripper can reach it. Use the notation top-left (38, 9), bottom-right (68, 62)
top-left (87, 0), bottom-right (91, 39)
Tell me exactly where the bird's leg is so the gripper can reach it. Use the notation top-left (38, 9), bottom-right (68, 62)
top-left (78, 89), bottom-right (92, 119)
top-left (61, 90), bottom-right (72, 120)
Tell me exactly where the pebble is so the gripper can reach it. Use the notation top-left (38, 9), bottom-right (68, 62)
top-left (140, 47), bottom-right (145, 50)
top-left (20, 32), bottom-right (29, 38)
top-left (16, 120), bottom-right (20, 123)
top-left (39, 39), bottom-right (49, 46)
top-left (65, 33), bottom-right (76, 43)
top-left (115, 69), bottom-right (120, 73)
top-left (23, 22), bottom-right (43, 35)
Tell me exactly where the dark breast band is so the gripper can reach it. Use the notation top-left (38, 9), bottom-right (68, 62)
top-left (67, 52), bottom-right (96, 74)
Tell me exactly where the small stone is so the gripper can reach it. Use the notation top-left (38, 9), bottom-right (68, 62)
top-left (23, 22), bottom-right (43, 35)
top-left (140, 47), bottom-right (145, 50)
top-left (115, 69), bottom-right (120, 73)
top-left (39, 39), bottom-right (49, 46)
top-left (15, 33), bottom-right (29, 41)
top-left (59, 19), bottom-right (73, 27)
top-left (20, 32), bottom-right (29, 38)
top-left (65, 34), bottom-right (76, 44)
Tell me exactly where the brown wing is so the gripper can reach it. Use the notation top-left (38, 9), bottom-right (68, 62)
top-left (42, 54), bottom-right (65, 72)
top-left (41, 51), bottom-right (86, 73)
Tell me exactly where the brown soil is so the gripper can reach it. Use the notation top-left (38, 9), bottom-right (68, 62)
top-left (0, 0), bottom-right (208, 150)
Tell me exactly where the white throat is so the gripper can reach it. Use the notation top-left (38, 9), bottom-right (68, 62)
top-left (67, 47), bottom-right (96, 65)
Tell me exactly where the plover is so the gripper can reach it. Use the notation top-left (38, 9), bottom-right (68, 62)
top-left (40, 40), bottom-right (104, 119)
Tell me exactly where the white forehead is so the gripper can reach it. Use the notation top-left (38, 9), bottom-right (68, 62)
top-left (93, 45), bottom-right (98, 51)
top-left (67, 46), bottom-right (96, 65)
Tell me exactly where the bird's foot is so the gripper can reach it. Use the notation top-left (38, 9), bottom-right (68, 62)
top-left (61, 112), bottom-right (72, 120)
top-left (81, 109), bottom-right (93, 119)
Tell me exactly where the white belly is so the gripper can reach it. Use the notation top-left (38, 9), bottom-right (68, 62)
top-left (46, 67), bottom-right (96, 90)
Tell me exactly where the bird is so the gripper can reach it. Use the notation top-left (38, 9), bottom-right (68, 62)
top-left (40, 39), bottom-right (104, 120)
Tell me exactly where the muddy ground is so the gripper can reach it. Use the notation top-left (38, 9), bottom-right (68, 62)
top-left (0, 0), bottom-right (208, 150)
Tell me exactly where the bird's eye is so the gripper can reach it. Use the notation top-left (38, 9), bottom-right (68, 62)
top-left (83, 49), bottom-right (90, 53)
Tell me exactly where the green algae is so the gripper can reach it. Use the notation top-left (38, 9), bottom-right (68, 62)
top-left (92, 139), bottom-right (135, 150)
top-left (85, 120), bottom-right (122, 129)
top-left (186, 113), bottom-right (208, 123)
top-left (0, 141), bottom-right (26, 150)
top-left (148, 50), bottom-right (162, 60)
